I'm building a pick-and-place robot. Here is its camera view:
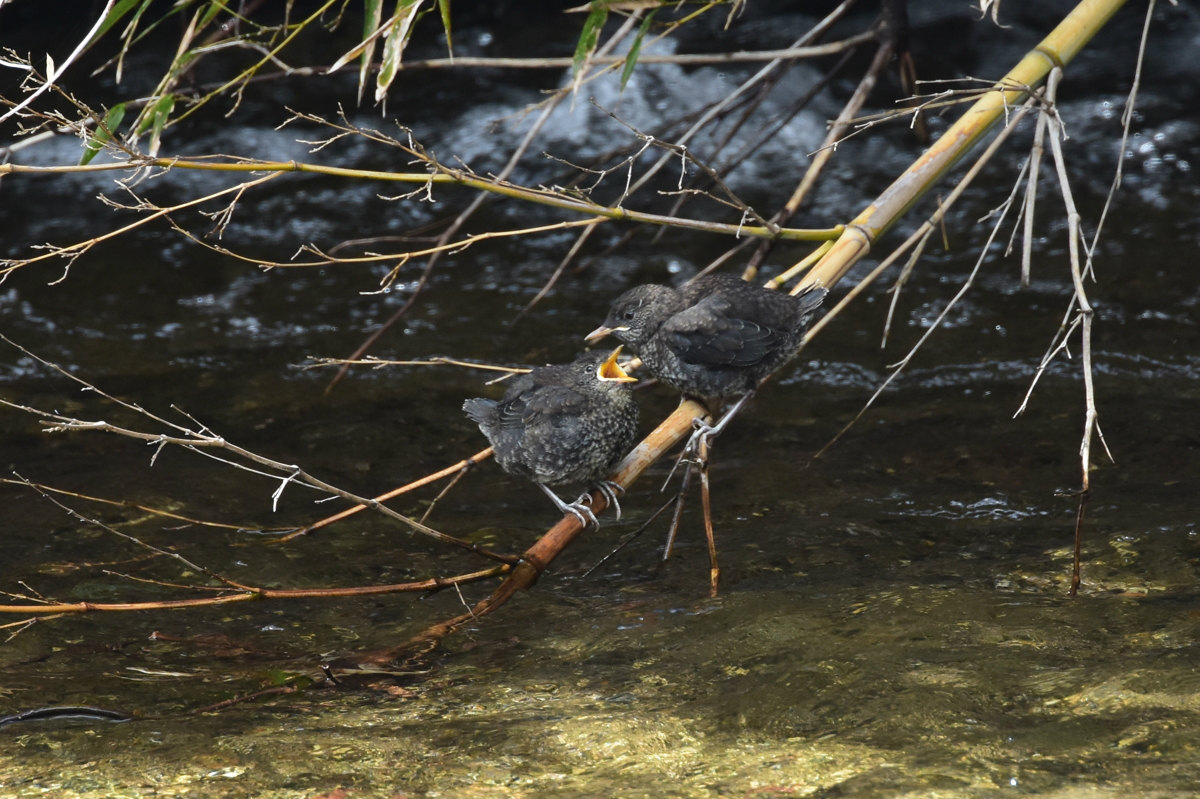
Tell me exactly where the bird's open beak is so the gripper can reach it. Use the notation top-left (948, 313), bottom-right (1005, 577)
top-left (597, 346), bottom-right (637, 382)
top-left (584, 324), bottom-right (621, 343)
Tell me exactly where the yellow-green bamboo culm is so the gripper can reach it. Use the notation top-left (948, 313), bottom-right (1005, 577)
top-left (801, 0), bottom-right (1129, 293)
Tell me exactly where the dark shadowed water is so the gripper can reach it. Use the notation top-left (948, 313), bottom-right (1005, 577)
top-left (2, 3), bottom-right (1199, 797)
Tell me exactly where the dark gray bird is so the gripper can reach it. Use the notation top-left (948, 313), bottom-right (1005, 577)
top-left (584, 273), bottom-right (827, 405)
top-left (463, 347), bottom-right (639, 527)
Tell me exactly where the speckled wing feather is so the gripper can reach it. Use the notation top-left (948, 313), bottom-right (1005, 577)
top-left (660, 297), bottom-right (786, 368)
top-left (498, 383), bottom-right (589, 430)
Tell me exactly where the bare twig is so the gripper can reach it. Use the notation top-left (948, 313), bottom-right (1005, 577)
top-left (0, 0), bottom-right (117, 126)
top-left (0, 478), bottom-right (289, 534)
top-left (808, 97), bottom-right (1038, 456)
top-left (275, 448), bottom-right (495, 543)
top-left (1040, 66), bottom-right (1113, 489)
top-left (300, 356), bottom-right (531, 375)
top-left (0, 335), bottom-right (514, 565)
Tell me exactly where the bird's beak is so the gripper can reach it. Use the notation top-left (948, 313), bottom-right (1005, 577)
top-left (584, 324), bottom-right (621, 343)
top-left (597, 346), bottom-right (637, 383)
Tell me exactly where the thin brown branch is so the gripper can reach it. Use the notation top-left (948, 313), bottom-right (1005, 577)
top-left (0, 566), bottom-right (510, 615)
top-left (379, 12), bottom-right (642, 332)
top-left (14, 472), bottom-right (255, 590)
top-left (300, 356), bottom-right (531, 375)
top-left (275, 448), bottom-right (495, 543)
top-left (745, 21), bottom-right (896, 276)
top-left (0, 0), bottom-right (118, 126)
top-left (1041, 67), bottom-right (1112, 490)
top-left (0, 478), bottom-right (289, 533)
top-left (0, 172), bottom-right (283, 282)
top-left (366, 39), bottom-right (879, 74)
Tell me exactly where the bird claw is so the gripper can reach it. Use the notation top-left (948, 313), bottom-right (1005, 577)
top-left (659, 420), bottom-right (712, 492)
top-left (679, 390), bottom-right (754, 470)
top-left (593, 480), bottom-right (625, 520)
top-left (684, 418), bottom-right (716, 458)
top-left (662, 395), bottom-right (754, 492)
top-left (540, 484), bottom-right (600, 528)
top-left (565, 499), bottom-right (600, 529)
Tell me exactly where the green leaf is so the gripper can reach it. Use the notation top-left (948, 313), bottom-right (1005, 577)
top-left (620, 9), bottom-right (657, 91)
top-left (143, 94), bottom-right (176, 156)
top-left (359, 0), bottom-right (384, 105)
top-left (79, 103), bottom-right (126, 166)
top-left (572, 2), bottom-right (608, 79)
top-left (92, 0), bottom-right (147, 41)
top-left (123, 94), bottom-right (176, 157)
top-left (375, 0), bottom-right (424, 105)
top-left (198, 0), bottom-right (224, 29)
top-left (135, 94), bottom-right (175, 136)
top-left (438, 0), bottom-right (452, 58)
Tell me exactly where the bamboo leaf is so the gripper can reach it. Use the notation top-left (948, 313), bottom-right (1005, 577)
top-left (572, 2), bottom-right (608, 80)
top-left (374, 0), bottom-right (424, 105)
top-left (438, 0), bottom-right (452, 58)
top-left (329, 37), bottom-right (370, 74)
top-left (112, 0), bottom-right (156, 83)
top-left (358, 0), bottom-right (384, 105)
top-left (92, 0), bottom-right (145, 41)
top-left (620, 9), bottom-right (656, 90)
top-left (143, 94), bottom-right (176, 157)
top-left (79, 103), bottom-right (126, 166)
top-left (198, 0), bottom-right (224, 28)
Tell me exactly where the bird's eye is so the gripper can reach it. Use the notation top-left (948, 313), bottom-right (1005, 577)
top-left (622, 309), bottom-right (635, 320)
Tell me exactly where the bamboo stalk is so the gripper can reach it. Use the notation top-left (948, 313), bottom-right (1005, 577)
top-left (798, 0), bottom-right (1128, 294)
top-left (0, 157), bottom-right (841, 246)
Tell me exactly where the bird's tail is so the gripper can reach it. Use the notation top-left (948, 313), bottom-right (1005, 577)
top-left (462, 397), bottom-right (498, 425)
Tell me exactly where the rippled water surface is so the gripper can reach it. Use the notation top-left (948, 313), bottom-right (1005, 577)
top-left (2, 3), bottom-right (1199, 797)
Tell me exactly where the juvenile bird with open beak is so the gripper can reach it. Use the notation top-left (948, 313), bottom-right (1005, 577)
top-left (464, 347), bottom-right (639, 527)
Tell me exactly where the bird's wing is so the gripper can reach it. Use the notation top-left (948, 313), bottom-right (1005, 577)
top-left (661, 299), bottom-right (784, 368)
top-left (496, 384), bottom-right (588, 429)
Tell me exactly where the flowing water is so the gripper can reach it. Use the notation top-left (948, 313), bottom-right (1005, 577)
top-left (2, 3), bottom-right (1199, 797)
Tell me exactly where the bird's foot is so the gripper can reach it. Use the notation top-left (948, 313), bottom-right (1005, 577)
top-left (565, 499), bottom-right (601, 529)
top-left (593, 480), bottom-right (625, 520)
top-left (663, 393), bottom-right (756, 491)
top-left (540, 484), bottom-right (600, 528)
top-left (683, 390), bottom-right (755, 460)
top-left (683, 417), bottom-right (717, 460)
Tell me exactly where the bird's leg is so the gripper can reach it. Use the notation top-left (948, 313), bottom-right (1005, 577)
top-left (663, 391), bottom-right (751, 493)
top-left (539, 483), bottom-right (599, 529)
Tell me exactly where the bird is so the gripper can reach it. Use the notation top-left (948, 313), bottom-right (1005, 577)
top-left (584, 273), bottom-right (827, 416)
top-left (463, 347), bottom-right (639, 527)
